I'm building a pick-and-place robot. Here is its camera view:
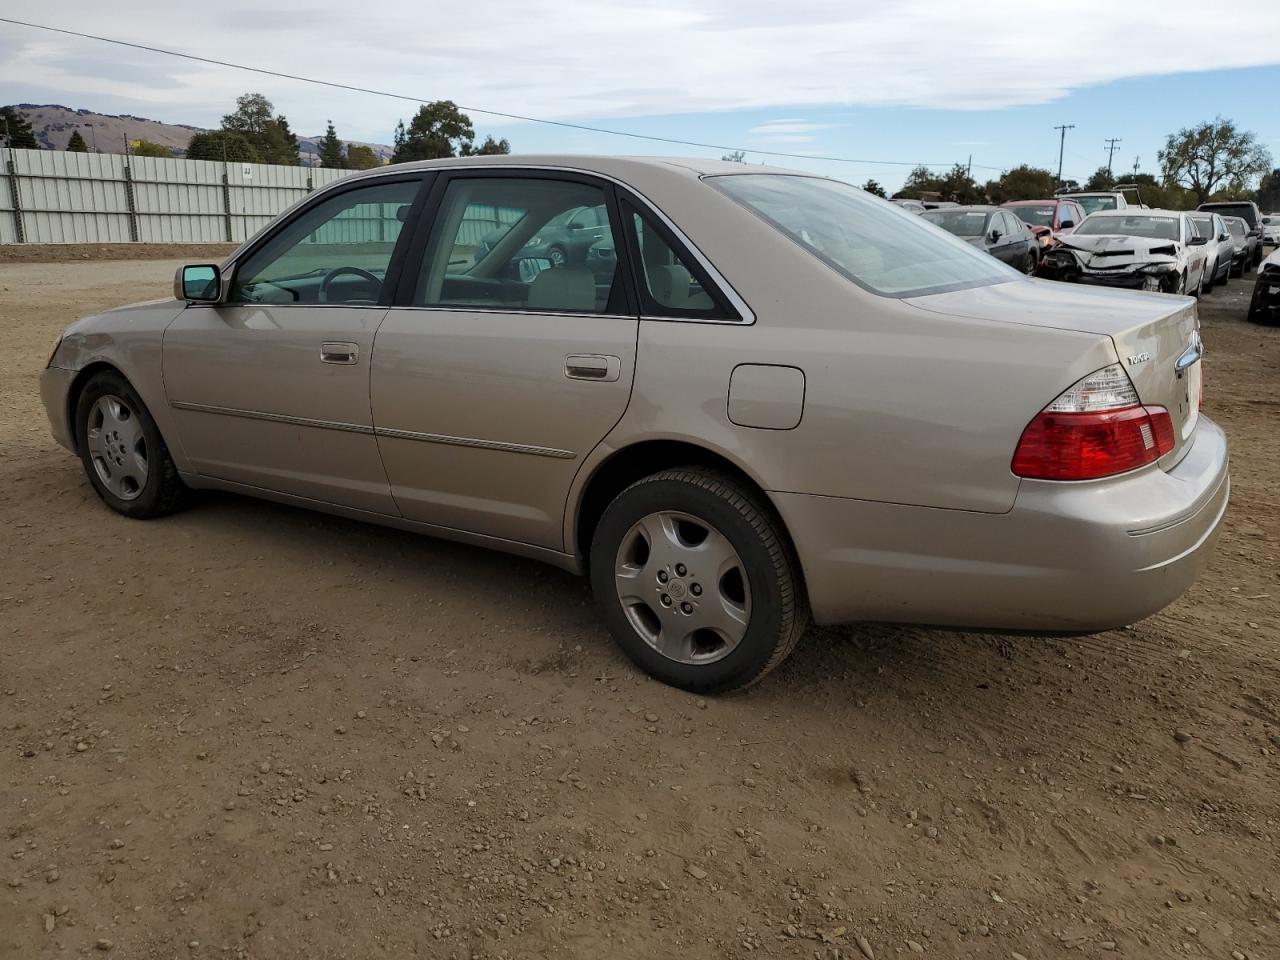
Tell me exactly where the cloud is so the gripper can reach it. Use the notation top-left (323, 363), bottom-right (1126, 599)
top-left (2, 0), bottom-right (1279, 145)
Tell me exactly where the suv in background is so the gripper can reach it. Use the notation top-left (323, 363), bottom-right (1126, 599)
top-left (1198, 201), bottom-right (1264, 267)
top-left (1262, 214), bottom-right (1280, 245)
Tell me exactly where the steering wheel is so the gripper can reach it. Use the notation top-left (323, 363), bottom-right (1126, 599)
top-left (318, 266), bottom-right (382, 304)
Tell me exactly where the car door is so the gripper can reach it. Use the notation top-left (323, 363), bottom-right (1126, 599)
top-left (369, 171), bottom-right (638, 550)
top-left (163, 175), bottom-right (427, 514)
top-left (992, 212), bottom-right (1018, 265)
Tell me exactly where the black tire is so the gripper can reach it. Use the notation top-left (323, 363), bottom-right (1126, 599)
top-left (75, 370), bottom-right (189, 519)
top-left (1022, 249), bottom-right (1037, 275)
top-left (547, 245), bottom-right (567, 268)
top-left (1202, 257), bottom-right (1215, 293)
top-left (589, 468), bottom-right (808, 693)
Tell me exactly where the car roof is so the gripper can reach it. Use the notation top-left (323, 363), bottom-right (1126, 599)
top-left (1082, 208), bottom-right (1186, 217)
top-left (923, 204), bottom-right (999, 212)
top-left (337, 154), bottom-right (807, 182)
top-left (1003, 199), bottom-right (1062, 206)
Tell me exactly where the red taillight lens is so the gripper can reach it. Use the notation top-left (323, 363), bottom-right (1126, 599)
top-left (1012, 405), bottom-right (1175, 480)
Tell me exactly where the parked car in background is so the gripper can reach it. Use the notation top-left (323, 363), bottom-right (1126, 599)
top-left (921, 205), bottom-right (1038, 273)
top-left (921, 200), bottom-right (959, 210)
top-left (1248, 247), bottom-right (1280, 324)
top-left (1261, 214), bottom-right (1279, 245)
top-left (1187, 211), bottom-right (1233, 291)
top-left (1059, 191), bottom-right (1129, 216)
top-left (1197, 200), bottom-right (1264, 267)
top-left (1004, 198), bottom-right (1087, 243)
top-left (1040, 209), bottom-right (1209, 295)
top-left (891, 198), bottom-right (926, 214)
top-left (479, 202), bottom-right (610, 269)
top-left (1222, 217), bottom-right (1253, 276)
top-left (38, 155), bottom-right (1226, 693)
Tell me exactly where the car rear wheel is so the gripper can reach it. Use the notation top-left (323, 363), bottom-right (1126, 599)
top-left (547, 245), bottom-right (567, 268)
top-left (589, 468), bottom-right (808, 693)
top-left (75, 370), bottom-right (188, 519)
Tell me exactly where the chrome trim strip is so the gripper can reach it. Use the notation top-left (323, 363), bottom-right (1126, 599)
top-left (374, 427), bottom-right (575, 460)
top-left (169, 400), bottom-right (374, 434)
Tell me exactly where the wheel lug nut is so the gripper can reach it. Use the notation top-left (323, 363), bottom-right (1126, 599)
top-left (657, 570), bottom-right (669, 583)
top-left (691, 583), bottom-right (702, 597)
top-left (675, 563), bottom-right (687, 577)
top-left (660, 594), bottom-right (672, 607)
top-left (680, 602), bottom-right (692, 614)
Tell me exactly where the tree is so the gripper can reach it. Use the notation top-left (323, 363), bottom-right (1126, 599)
top-left (0, 106), bottom-right (39, 149)
top-left (65, 130), bottom-right (89, 153)
top-left (983, 165), bottom-right (1056, 204)
top-left (462, 135), bottom-right (511, 156)
top-left (130, 139), bottom-right (173, 158)
top-left (391, 101), bottom-right (476, 162)
top-left (220, 93), bottom-right (298, 165)
top-left (1084, 167), bottom-right (1115, 191)
top-left (186, 130), bottom-right (259, 163)
top-left (1253, 168), bottom-right (1279, 212)
top-left (861, 179), bottom-right (887, 198)
top-left (722, 150), bottom-right (746, 163)
top-left (899, 164), bottom-right (982, 204)
top-left (1159, 117), bottom-right (1272, 205)
top-left (344, 144), bottom-right (380, 170)
top-left (318, 120), bottom-right (346, 168)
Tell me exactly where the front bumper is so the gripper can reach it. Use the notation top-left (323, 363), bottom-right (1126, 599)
top-left (773, 416), bottom-right (1229, 631)
top-left (1249, 270), bottom-right (1280, 324)
top-left (40, 366), bottom-right (78, 454)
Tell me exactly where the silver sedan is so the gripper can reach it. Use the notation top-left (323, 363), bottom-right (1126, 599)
top-left (40, 156), bottom-right (1228, 692)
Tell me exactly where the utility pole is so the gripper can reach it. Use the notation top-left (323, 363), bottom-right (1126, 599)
top-left (1054, 124), bottom-right (1075, 187)
top-left (967, 154), bottom-right (972, 179)
top-left (1104, 138), bottom-right (1122, 178)
top-left (1132, 155), bottom-right (1141, 177)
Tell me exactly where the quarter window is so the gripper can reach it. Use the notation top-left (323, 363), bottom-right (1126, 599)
top-left (626, 204), bottom-right (733, 319)
top-left (414, 177), bottom-right (620, 314)
top-left (230, 180), bottom-right (420, 305)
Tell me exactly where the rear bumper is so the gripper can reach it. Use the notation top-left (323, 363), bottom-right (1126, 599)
top-left (774, 416), bottom-right (1229, 631)
top-left (40, 366), bottom-right (78, 453)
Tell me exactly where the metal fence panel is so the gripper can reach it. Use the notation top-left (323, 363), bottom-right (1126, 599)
top-left (0, 147), bottom-right (365, 245)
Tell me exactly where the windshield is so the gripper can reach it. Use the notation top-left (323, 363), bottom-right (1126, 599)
top-left (1008, 205), bottom-right (1055, 228)
top-left (1201, 203), bottom-right (1256, 227)
top-left (1227, 220), bottom-right (1246, 237)
top-left (712, 175), bottom-right (1013, 297)
top-left (1075, 215), bottom-right (1179, 241)
top-left (1074, 195), bottom-right (1118, 215)
top-left (920, 209), bottom-right (990, 237)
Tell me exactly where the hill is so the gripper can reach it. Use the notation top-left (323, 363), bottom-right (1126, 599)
top-left (7, 104), bottom-right (394, 165)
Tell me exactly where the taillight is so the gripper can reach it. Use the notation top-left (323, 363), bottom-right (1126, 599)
top-left (1012, 363), bottom-right (1175, 481)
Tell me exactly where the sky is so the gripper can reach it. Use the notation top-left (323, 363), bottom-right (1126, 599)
top-left (2, 0), bottom-right (1279, 192)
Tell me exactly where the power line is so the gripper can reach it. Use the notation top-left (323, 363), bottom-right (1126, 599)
top-left (2, 16), bottom-right (1003, 171)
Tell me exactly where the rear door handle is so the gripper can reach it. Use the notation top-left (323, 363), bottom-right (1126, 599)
top-left (320, 342), bottom-right (359, 365)
top-left (565, 354), bottom-right (621, 382)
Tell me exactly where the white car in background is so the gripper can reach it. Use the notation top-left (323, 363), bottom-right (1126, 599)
top-left (1263, 214), bottom-right (1280, 245)
top-left (1041, 209), bottom-right (1210, 296)
top-left (1187, 211), bottom-right (1233, 292)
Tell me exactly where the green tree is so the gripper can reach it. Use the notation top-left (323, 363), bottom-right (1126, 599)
top-left (391, 101), bottom-right (476, 162)
top-left (861, 179), bottom-right (887, 198)
top-left (1159, 117), bottom-right (1272, 205)
top-left (1084, 167), bottom-right (1115, 191)
top-left (186, 130), bottom-right (259, 163)
top-left (318, 120), bottom-right (346, 168)
top-left (1255, 168), bottom-right (1280, 212)
top-left (130, 139), bottom-right (173, 158)
top-left (897, 164), bottom-right (981, 204)
top-left (722, 150), bottom-right (746, 163)
top-left (263, 114), bottom-right (300, 165)
top-left (0, 106), bottom-right (39, 149)
top-left (220, 93), bottom-right (298, 165)
top-left (983, 165), bottom-right (1057, 203)
top-left (65, 130), bottom-right (89, 153)
top-left (462, 135), bottom-right (511, 156)
top-left (344, 144), bottom-right (380, 170)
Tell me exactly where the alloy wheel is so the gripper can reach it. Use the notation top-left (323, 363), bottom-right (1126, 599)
top-left (613, 510), bottom-right (751, 665)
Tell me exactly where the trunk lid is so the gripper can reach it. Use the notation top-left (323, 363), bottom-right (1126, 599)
top-left (908, 279), bottom-right (1202, 464)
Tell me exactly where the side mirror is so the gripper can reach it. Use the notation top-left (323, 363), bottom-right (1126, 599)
top-left (515, 257), bottom-right (553, 283)
top-left (1188, 236), bottom-right (1208, 246)
top-left (1220, 233), bottom-right (1230, 242)
top-left (988, 230), bottom-right (1002, 243)
top-left (1059, 219), bottom-right (1075, 230)
top-left (175, 264), bottom-right (221, 302)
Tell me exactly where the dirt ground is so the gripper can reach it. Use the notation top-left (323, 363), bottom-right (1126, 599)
top-left (1, 254), bottom-right (1278, 960)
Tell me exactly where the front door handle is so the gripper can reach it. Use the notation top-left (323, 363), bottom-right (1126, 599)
top-left (565, 354), bottom-right (621, 382)
top-left (320, 342), bottom-right (359, 365)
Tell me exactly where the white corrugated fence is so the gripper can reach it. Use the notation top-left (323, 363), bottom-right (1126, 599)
top-left (1, 147), bottom-right (355, 245)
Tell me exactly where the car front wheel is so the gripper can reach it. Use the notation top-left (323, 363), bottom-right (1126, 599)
top-left (75, 370), bottom-right (188, 519)
top-left (589, 468), bottom-right (808, 693)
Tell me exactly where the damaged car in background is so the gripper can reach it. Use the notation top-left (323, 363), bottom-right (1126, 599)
top-left (1039, 210), bottom-right (1208, 296)
top-left (1248, 247), bottom-right (1280, 325)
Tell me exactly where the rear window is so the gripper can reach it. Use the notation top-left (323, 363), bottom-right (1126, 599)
top-left (1200, 203), bottom-right (1257, 227)
top-left (1074, 195), bottom-right (1118, 215)
top-left (920, 209), bottom-right (990, 237)
top-left (711, 174), bottom-right (1013, 297)
top-left (1008, 205), bottom-right (1055, 228)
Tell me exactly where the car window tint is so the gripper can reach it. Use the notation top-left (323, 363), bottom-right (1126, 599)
top-left (629, 208), bottom-right (727, 317)
top-left (414, 178), bottom-right (618, 314)
top-left (231, 180), bottom-right (420, 305)
top-left (713, 174), bottom-right (1013, 298)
